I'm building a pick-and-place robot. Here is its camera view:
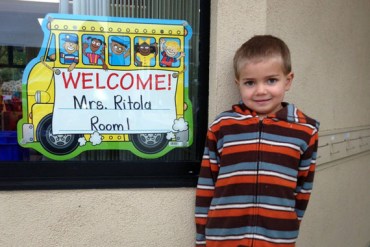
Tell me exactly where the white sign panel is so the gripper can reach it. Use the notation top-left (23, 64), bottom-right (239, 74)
top-left (53, 68), bottom-right (178, 134)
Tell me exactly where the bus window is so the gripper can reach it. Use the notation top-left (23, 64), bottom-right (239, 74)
top-left (58, 34), bottom-right (79, 71)
top-left (159, 38), bottom-right (184, 68)
top-left (134, 37), bottom-right (158, 67)
top-left (82, 34), bottom-right (107, 69)
top-left (108, 36), bottom-right (131, 66)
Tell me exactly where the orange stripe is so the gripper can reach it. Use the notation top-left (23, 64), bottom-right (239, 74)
top-left (211, 119), bottom-right (258, 132)
top-left (200, 161), bottom-right (220, 173)
top-left (295, 193), bottom-right (310, 200)
top-left (273, 120), bottom-right (314, 134)
top-left (257, 208), bottom-right (297, 219)
top-left (222, 144), bottom-right (258, 155)
top-left (298, 170), bottom-right (308, 177)
top-left (208, 132), bottom-right (217, 141)
top-left (310, 165), bottom-right (316, 172)
top-left (195, 218), bottom-right (207, 225)
top-left (222, 143), bottom-right (301, 159)
top-left (208, 207), bottom-right (297, 220)
top-left (196, 189), bottom-right (214, 197)
top-left (259, 175), bottom-right (296, 189)
top-left (297, 111), bottom-right (307, 124)
top-left (206, 237), bottom-right (296, 247)
top-left (260, 144), bottom-right (301, 159)
top-left (216, 176), bottom-right (256, 187)
top-left (206, 239), bottom-right (296, 247)
top-left (309, 134), bottom-right (318, 145)
top-left (206, 239), bottom-right (252, 247)
top-left (216, 175), bottom-right (295, 188)
top-left (211, 164), bottom-right (220, 172)
top-left (253, 239), bottom-right (296, 247)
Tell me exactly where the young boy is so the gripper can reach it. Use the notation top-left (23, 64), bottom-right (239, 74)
top-left (195, 35), bottom-right (319, 247)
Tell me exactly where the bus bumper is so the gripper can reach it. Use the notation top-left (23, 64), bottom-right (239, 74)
top-left (21, 124), bottom-right (35, 144)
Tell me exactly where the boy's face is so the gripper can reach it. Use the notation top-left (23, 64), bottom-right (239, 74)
top-left (235, 56), bottom-right (293, 118)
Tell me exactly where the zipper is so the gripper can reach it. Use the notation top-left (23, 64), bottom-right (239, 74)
top-left (252, 119), bottom-right (263, 247)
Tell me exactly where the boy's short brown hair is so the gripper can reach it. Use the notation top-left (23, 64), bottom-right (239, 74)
top-left (233, 35), bottom-right (292, 79)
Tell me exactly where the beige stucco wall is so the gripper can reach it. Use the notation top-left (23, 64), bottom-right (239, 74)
top-left (1, 1), bottom-right (370, 246)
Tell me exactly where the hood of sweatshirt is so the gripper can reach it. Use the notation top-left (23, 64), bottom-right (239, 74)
top-left (232, 101), bottom-right (320, 130)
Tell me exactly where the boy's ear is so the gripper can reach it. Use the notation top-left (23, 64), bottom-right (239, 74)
top-left (285, 72), bottom-right (294, 91)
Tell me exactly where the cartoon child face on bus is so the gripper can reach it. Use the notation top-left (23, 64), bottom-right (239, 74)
top-left (61, 35), bottom-right (79, 71)
top-left (48, 34), bottom-right (79, 71)
top-left (82, 36), bottom-right (108, 70)
top-left (134, 37), bottom-right (158, 67)
top-left (160, 38), bottom-right (184, 67)
top-left (109, 36), bottom-right (131, 66)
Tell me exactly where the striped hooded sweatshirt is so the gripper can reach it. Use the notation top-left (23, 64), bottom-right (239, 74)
top-left (195, 102), bottom-right (319, 247)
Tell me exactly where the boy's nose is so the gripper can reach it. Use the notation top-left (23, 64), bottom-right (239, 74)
top-left (255, 83), bottom-right (267, 94)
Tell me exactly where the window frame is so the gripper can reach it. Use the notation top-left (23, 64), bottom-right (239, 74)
top-left (0, 0), bottom-right (210, 190)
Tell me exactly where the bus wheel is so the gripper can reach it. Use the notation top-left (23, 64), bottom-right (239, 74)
top-left (36, 114), bottom-right (81, 155)
top-left (131, 133), bottom-right (169, 154)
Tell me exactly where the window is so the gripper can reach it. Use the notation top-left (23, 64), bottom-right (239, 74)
top-left (108, 35), bottom-right (131, 66)
top-left (0, 0), bottom-right (210, 189)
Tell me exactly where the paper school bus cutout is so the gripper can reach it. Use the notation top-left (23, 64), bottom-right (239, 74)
top-left (17, 14), bottom-right (193, 160)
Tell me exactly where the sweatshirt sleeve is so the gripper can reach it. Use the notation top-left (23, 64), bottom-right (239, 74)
top-left (195, 130), bottom-right (220, 247)
top-left (295, 129), bottom-right (319, 222)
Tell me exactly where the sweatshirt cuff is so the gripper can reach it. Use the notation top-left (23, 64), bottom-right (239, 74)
top-left (196, 234), bottom-right (206, 246)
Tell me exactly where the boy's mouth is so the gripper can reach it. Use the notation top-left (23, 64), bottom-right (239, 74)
top-left (254, 98), bottom-right (271, 103)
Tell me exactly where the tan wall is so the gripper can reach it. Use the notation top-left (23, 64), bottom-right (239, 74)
top-left (1, 1), bottom-right (370, 246)
top-left (0, 189), bottom-right (196, 246)
top-left (266, 0), bottom-right (370, 130)
top-left (298, 153), bottom-right (370, 247)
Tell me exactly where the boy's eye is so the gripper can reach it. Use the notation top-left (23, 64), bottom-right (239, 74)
top-left (267, 78), bottom-right (278, 84)
top-left (243, 80), bottom-right (255, 87)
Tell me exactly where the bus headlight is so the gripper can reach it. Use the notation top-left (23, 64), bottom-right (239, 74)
top-left (35, 90), bottom-right (51, 103)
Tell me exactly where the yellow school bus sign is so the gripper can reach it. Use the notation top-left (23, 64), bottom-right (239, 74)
top-left (17, 13), bottom-right (193, 160)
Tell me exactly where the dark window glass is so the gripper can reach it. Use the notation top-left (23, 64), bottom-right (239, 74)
top-left (0, 0), bottom-right (210, 189)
